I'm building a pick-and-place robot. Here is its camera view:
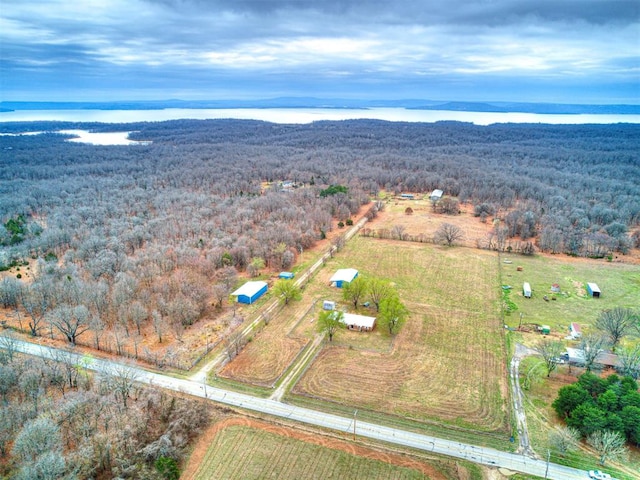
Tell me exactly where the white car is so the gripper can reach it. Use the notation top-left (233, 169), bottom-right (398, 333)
top-left (588, 470), bottom-right (611, 480)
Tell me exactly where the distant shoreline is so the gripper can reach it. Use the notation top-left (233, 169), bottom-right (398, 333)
top-left (1, 99), bottom-right (639, 115)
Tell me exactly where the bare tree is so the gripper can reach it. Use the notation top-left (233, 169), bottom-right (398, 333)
top-left (0, 363), bottom-right (18, 403)
top-left (22, 281), bottom-right (53, 337)
top-left (0, 277), bottom-right (23, 329)
top-left (217, 267), bottom-right (238, 292)
top-left (12, 417), bottom-right (62, 463)
top-left (579, 334), bottom-right (609, 372)
top-left (435, 197), bottom-right (459, 215)
top-left (89, 313), bottom-right (105, 351)
top-left (595, 307), bottom-right (636, 351)
top-left (128, 301), bottom-right (148, 336)
top-left (247, 257), bottom-right (265, 278)
top-left (151, 310), bottom-right (165, 344)
top-left (19, 370), bottom-right (43, 415)
top-left (616, 344), bottom-right (640, 379)
top-left (548, 426), bottom-right (581, 457)
top-left (535, 339), bottom-right (566, 377)
top-left (224, 329), bottom-right (244, 360)
top-left (587, 430), bottom-right (628, 466)
top-left (48, 305), bottom-right (91, 345)
top-left (434, 223), bottom-right (464, 246)
top-left (212, 283), bottom-right (229, 309)
top-left (391, 224), bottom-right (406, 240)
top-left (102, 363), bottom-right (138, 409)
top-left (0, 332), bottom-right (19, 363)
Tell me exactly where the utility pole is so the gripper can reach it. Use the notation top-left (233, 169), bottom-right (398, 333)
top-left (353, 409), bottom-right (358, 441)
top-left (544, 449), bottom-right (550, 479)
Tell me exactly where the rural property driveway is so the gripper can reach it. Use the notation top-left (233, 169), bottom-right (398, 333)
top-left (6, 337), bottom-right (590, 480)
top-left (190, 214), bottom-right (369, 383)
top-left (511, 342), bottom-right (538, 457)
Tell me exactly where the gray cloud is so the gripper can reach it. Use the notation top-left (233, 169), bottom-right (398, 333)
top-left (1, 0), bottom-right (638, 102)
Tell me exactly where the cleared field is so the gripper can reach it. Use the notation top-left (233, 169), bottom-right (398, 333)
top-left (218, 306), bottom-right (308, 386)
top-left (293, 237), bottom-right (509, 434)
top-left (187, 418), bottom-right (455, 480)
top-left (368, 196), bottom-right (494, 249)
top-left (501, 254), bottom-right (640, 341)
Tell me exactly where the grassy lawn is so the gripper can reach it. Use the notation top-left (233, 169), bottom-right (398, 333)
top-left (191, 424), bottom-right (441, 480)
top-left (292, 237), bottom-right (510, 442)
top-left (500, 254), bottom-right (640, 342)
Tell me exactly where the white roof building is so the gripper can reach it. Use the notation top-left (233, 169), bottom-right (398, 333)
top-left (341, 312), bottom-right (376, 331)
top-left (329, 268), bottom-right (359, 287)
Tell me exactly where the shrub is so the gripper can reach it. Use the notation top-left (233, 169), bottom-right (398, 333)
top-left (155, 456), bottom-right (180, 480)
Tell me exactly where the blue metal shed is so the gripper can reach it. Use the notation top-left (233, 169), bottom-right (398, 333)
top-left (231, 281), bottom-right (268, 304)
top-left (279, 272), bottom-right (295, 279)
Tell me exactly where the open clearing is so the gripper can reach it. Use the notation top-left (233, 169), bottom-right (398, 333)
top-left (184, 417), bottom-right (466, 480)
top-left (500, 253), bottom-right (640, 343)
top-left (366, 196), bottom-right (494, 249)
top-left (293, 236), bottom-right (509, 436)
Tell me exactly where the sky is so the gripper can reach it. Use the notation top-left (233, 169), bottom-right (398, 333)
top-left (1, 0), bottom-right (639, 104)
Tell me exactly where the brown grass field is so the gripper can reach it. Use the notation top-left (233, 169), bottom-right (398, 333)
top-left (218, 309), bottom-right (309, 386)
top-left (292, 236), bottom-right (509, 434)
top-left (371, 196), bottom-right (495, 248)
top-left (183, 417), bottom-right (469, 480)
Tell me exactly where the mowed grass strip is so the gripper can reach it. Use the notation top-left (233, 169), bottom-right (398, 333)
top-left (192, 425), bottom-right (430, 480)
top-left (294, 237), bottom-right (509, 433)
top-left (219, 323), bottom-right (308, 386)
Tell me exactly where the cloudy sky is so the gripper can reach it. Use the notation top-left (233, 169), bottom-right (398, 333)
top-left (1, 0), bottom-right (638, 103)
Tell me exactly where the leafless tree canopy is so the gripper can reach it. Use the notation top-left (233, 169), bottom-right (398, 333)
top-left (434, 223), bottom-right (464, 246)
top-left (595, 307), bottom-right (637, 350)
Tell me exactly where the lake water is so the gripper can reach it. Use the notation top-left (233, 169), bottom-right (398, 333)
top-left (1, 107), bottom-right (639, 125)
top-left (59, 129), bottom-right (151, 146)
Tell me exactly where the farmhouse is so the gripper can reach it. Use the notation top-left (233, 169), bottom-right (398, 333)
top-left (341, 312), bottom-right (377, 332)
top-left (586, 283), bottom-right (601, 298)
top-left (329, 268), bottom-right (358, 288)
top-left (430, 189), bottom-right (443, 201)
top-left (565, 347), bottom-right (620, 369)
top-left (523, 282), bottom-right (532, 298)
top-left (278, 271), bottom-right (294, 279)
top-left (231, 281), bottom-right (268, 304)
top-left (568, 322), bottom-right (582, 339)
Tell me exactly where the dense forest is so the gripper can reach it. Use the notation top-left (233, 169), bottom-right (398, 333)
top-left (0, 336), bottom-right (211, 479)
top-left (0, 119), bottom-right (638, 363)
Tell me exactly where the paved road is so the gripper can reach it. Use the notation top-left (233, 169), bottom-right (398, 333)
top-left (5, 338), bottom-right (590, 480)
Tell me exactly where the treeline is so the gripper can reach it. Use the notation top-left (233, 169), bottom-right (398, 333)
top-left (0, 119), bottom-right (638, 351)
top-left (0, 336), bottom-right (211, 479)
